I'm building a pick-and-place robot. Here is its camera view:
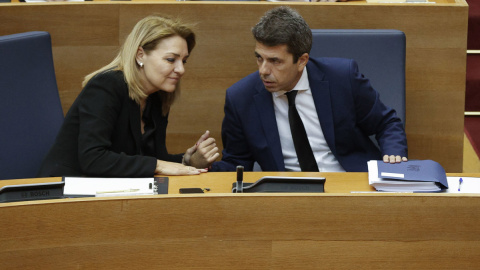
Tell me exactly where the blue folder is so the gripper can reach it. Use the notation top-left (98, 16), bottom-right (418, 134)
top-left (376, 160), bottom-right (448, 189)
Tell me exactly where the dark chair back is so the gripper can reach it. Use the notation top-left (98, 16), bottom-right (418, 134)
top-left (0, 31), bottom-right (64, 180)
top-left (310, 29), bottom-right (406, 124)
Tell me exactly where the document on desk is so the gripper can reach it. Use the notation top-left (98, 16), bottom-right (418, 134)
top-left (366, 0), bottom-right (433, 3)
top-left (367, 160), bottom-right (448, 192)
top-left (63, 177), bottom-right (168, 197)
top-left (445, 177), bottom-right (480, 193)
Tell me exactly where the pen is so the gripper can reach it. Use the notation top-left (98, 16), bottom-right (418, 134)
top-left (458, 178), bottom-right (463, 192)
top-left (96, 188), bottom-right (140, 194)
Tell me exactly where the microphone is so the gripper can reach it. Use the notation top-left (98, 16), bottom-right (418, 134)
top-left (236, 165), bottom-right (244, 193)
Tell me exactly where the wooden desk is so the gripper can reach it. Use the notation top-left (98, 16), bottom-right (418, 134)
top-left (1, 172), bottom-right (480, 269)
top-left (0, 172), bottom-right (374, 193)
top-left (0, 1), bottom-right (469, 172)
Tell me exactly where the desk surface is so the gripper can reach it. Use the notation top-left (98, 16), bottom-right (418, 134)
top-left (1, 172), bottom-right (480, 269)
top-left (0, 171), bottom-right (376, 193)
top-left (2, 171), bottom-right (479, 193)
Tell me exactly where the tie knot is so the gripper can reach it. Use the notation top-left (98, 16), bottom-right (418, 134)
top-left (285, 90), bottom-right (298, 105)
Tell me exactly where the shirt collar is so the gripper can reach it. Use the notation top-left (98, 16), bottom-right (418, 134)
top-left (273, 67), bottom-right (310, 98)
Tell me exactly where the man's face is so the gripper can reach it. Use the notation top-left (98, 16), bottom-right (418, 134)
top-left (255, 42), bottom-right (307, 93)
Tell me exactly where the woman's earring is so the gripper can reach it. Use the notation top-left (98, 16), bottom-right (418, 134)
top-left (137, 61), bottom-right (143, 67)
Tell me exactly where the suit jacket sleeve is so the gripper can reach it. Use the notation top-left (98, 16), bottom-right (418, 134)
top-left (348, 59), bottom-right (407, 157)
top-left (210, 88), bottom-right (256, 172)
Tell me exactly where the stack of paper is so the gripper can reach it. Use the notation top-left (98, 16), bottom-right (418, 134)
top-left (366, 0), bottom-right (431, 3)
top-left (63, 177), bottom-right (168, 197)
top-left (367, 160), bottom-right (448, 192)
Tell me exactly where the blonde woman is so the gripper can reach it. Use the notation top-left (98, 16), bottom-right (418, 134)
top-left (38, 15), bottom-right (218, 177)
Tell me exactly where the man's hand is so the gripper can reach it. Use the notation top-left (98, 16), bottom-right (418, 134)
top-left (383, 155), bottom-right (408, 164)
top-left (184, 130), bottom-right (220, 169)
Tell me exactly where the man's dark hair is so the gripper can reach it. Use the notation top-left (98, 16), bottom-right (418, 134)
top-left (252, 6), bottom-right (312, 63)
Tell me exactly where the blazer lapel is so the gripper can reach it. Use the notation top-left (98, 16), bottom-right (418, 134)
top-left (150, 95), bottom-right (166, 156)
top-left (308, 67), bottom-right (337, 155)
top-left (128, 98), bottom-right (143, 154)
top-left (253, 82), bottom-right (285, 170)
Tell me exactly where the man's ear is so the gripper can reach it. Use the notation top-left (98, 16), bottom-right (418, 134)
top-left (297, 53), bottom-right (309, 71)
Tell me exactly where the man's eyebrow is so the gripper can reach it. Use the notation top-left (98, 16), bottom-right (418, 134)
top-left (254, 52), bottom-right (279, 61)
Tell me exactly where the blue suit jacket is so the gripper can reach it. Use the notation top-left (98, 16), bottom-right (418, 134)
top-left (211, 57), bottom-right (407, 172)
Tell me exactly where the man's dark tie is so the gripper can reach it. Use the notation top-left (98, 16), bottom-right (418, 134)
top-left (285, 90), bottom-right (319, 172)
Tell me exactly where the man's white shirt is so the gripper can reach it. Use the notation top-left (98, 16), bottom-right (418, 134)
top-left (272, 67), bottom-right (345, 172)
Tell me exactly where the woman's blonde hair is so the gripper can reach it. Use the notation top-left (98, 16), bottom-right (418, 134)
top-left (82, 14), bottom-right (196, 115)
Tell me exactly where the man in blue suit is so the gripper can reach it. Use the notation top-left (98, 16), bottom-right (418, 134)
top-left (210, 6), bottom-right (408, 172)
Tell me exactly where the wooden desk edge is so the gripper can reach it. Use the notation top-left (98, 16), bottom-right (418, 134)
top-left (1, 0), bottom-right (467, 5)
top-left (2, 189), bottom-right (480, 208)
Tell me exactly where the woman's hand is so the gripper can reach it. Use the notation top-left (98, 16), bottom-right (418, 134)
top-left (183, 130), bottom-right (220, 169)
top-left (155, 160), bottom-right (207, 175)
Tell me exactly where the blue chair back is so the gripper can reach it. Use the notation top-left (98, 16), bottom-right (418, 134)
top-left (0, 31), bottom-right (64, 180)
top-left (310, 29), bottom-right (406, 124)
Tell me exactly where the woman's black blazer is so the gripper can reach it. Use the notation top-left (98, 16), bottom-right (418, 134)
top-left (37, 70), bottom-right (182, 177)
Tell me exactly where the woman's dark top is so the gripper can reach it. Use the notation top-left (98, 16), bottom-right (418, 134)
top-left (37, 70), bottom-right (182, 177)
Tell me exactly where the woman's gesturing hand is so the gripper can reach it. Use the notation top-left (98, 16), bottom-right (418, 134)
top-left (155, 160), bottom-right (207, 175)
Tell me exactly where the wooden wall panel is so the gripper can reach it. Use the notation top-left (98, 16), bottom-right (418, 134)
top-left (0, 1), bottom-right (468, 172)
top-left (272, 240), bottom-right (480, 269)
